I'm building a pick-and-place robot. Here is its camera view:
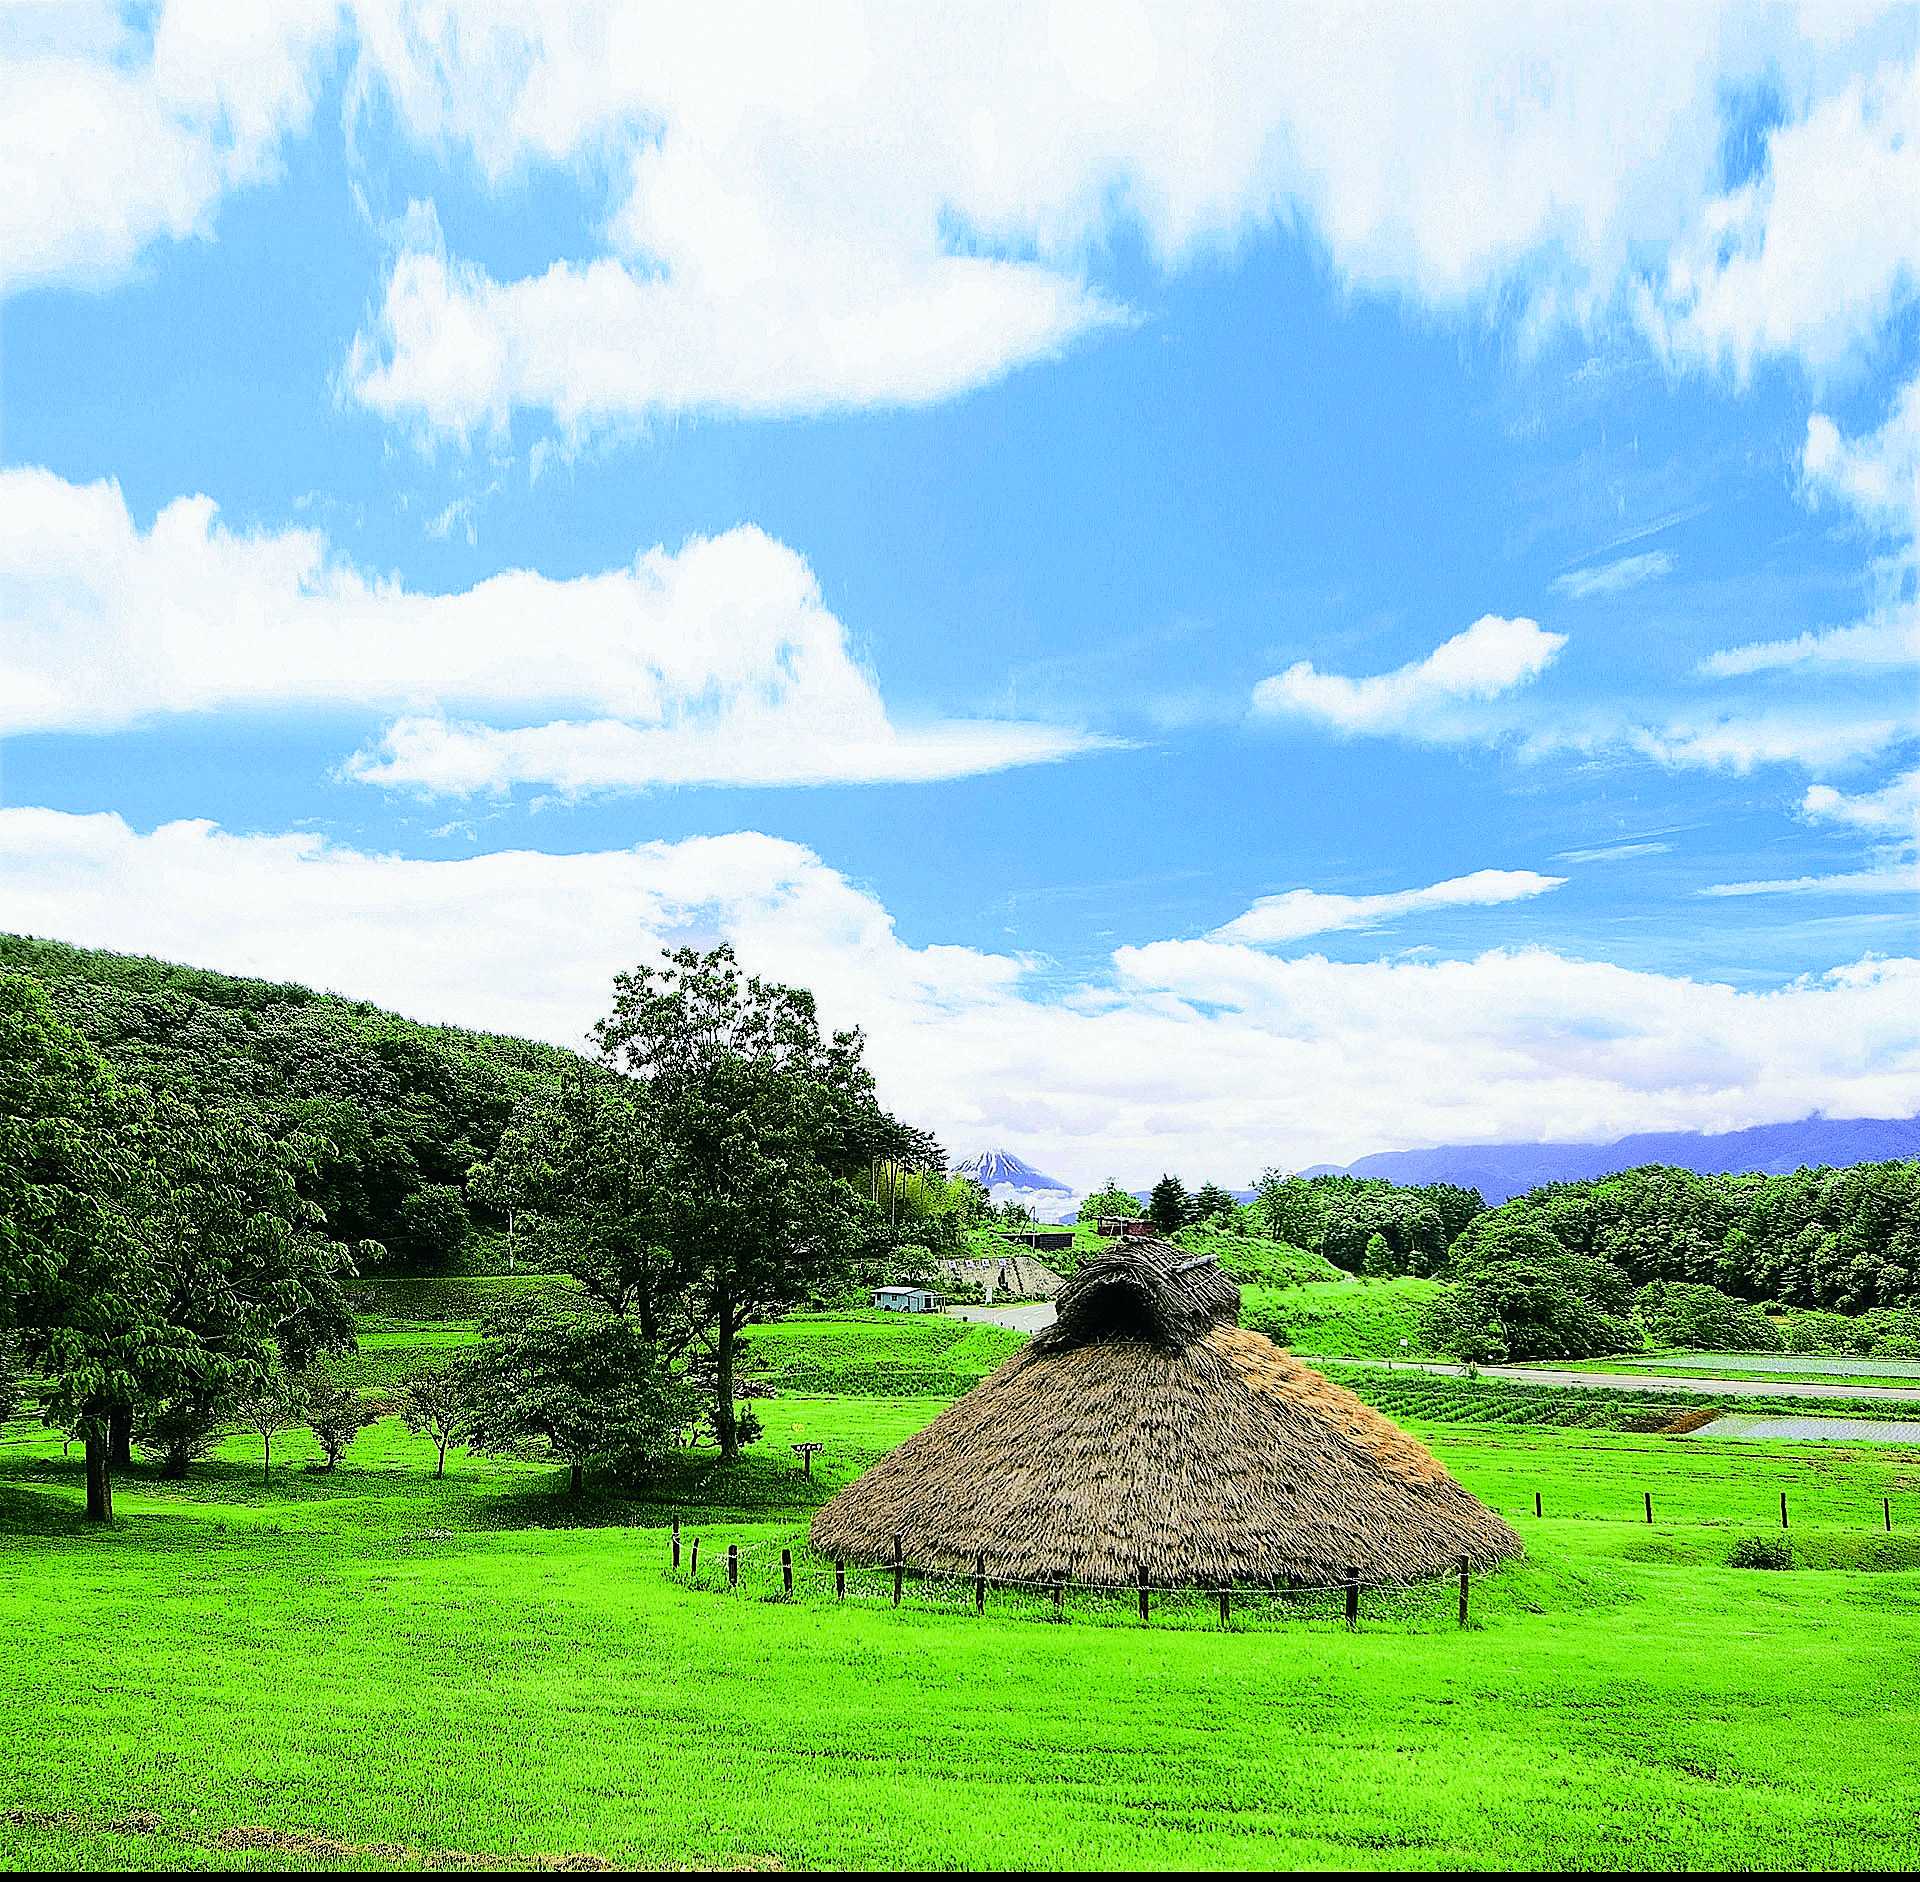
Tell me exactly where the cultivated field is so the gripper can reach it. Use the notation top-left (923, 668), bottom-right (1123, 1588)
top-left (3, 1292), bottom-right (1918, 1871)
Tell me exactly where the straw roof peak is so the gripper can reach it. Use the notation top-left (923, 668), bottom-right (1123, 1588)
top-left (1033, 1236), bottom-right (1239, 1354)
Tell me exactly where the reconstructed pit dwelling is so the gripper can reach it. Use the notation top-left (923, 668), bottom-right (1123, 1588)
top-left (812, 1238), bottom-right (1523, 1587)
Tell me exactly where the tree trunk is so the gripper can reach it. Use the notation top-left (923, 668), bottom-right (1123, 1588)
top-left (109, 1405), bottom-right (133, 1471)
top-left (434, 1441), bottom-right (447, 1480)
top-left (715, 1295), bottom-right (738, 1458)
top-left (84, 1431), bottom-right (113, 1524)
top-left (569, 1460), bottom-right (583, 1495)
top-left (262, 1435), bottom-right (272, 1486)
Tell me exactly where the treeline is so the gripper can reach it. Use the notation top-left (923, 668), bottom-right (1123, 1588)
top-left (3, 941), bottom-right (940, 1518)
top-left (1, 934), bottom-right (590, 1272)
top-left (1460, 1161), bottom-right (1920, 1313)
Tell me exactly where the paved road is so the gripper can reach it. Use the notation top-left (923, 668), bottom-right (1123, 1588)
top-left (943, 1303), bottom-right (1059, 1333)
top-left (940, 1309), bottom-right (1920, 1404)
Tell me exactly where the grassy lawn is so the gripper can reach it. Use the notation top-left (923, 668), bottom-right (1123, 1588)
top-left (6, 1295), bottom-right (1920, 1870)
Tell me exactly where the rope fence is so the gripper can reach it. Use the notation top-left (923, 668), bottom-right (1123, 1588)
top-left (664, 1519), bottom-right (1482, 1632)
top-left (661, 1484), bottom-right (1908, 1634)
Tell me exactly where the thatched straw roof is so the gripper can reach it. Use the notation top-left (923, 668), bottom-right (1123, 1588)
top-left (811, 1238), bottom-right (1522, 1588)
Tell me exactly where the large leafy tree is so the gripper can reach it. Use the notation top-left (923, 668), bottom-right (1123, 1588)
top-left (591, 945), bottom-right (912, 1457)
top-left (460, 1300), bottom-right (697, 1493)
top-left (3, 971), bottom-right (356, 1521)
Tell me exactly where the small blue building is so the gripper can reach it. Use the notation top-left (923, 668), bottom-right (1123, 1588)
top-left (871, 1285), bottom-right (938, 1313)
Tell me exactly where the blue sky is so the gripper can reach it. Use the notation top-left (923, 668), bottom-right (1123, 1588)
top-left (2, 4), bottom-right (1917, 1187)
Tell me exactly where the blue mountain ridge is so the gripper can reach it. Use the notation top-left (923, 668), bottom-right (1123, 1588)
top-left (1298, 1113), bottom-right (1920, 1205)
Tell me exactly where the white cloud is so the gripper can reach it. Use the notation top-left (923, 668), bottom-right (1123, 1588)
top-left (0, 467), bottom-right (1094, 792)
top-left (1550, 552), bottom-right (1673, 600)
top-left (1210, 869), bottom-right (1564, 947)
top-left (3, 808), bottom-right (1916, 1185)
top-left (1621, 710), bottom-right (1913, 774)
top-left (0, 1), bottom-right (337, 292)
top-left (1700, 866), bottom-right (1920, 896)
top-left (331, 2), bottom-right (1769, 434)
top-left (1803, 768), bottom-right (1920, 839)
top-left (1660, 54), bottom-right (1920, 381)
top-left (1699, 618), bottom-right (1919, 675)
top-left (11, 5), bottom-right (1914, 430)
top-left (1251, 615), bottom-right (1565, 735)
top-left (347, 711), bottom-right (1099, 795)
top-left (1552, 840), bottom-right (1672, 864)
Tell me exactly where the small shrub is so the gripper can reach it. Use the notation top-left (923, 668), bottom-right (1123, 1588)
top-left (1727, 1535), bottom-right (1794, 1571)
top-left (304, 1374), bottom-right (374, 1470)
top-left (134, 1397), bottom-right (228, 1477)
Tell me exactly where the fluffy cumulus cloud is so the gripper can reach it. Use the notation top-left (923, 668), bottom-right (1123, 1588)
top-left (1251, 615), bottom-right (1565, 737)
top-left (336, 0), bottom-right (1746, 434)
top-left (1659, 52), bottom-right (1920, 381)
top-left (1210, 869), bottom-right (1564, 946)
top-left (0, 467), bottom-right (1094, 792)
top-left (11, 5), bottom-right (1916, 434)
top-left (0, 0), bottom-right (338, 291)
top-left (4, 809), bottom-right (1917, 1184)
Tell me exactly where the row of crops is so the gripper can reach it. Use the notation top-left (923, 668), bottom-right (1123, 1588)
top-left (1321, 1362), bottom-right (1909, 1431)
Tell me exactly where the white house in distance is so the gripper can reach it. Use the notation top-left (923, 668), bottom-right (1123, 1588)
top-left (871, 1284), bottom-right (938, 1313)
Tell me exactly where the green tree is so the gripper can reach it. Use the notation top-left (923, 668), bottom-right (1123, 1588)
top-left (1146, 1174), bottom-right (1193, 1237)
top-left (460, 1301), bottom-right (697, 1493)
top-left (399, 1367), bottom-right (472, 1478)
top-left (0, 974), bottom-right (134, 1519)
top-left (303, 1373), bottom-right (372, 1470)
top-left (1192, 1182), bottom-right (1239, 1224)
top-left (1427, 1219), bottom-right (1635, 1363)
top-left (133, 1393), bottom-right (228, 1478)
top-left (1079, 1180), bottom-right (1142, 1224)
top-left (1362, 1231), bottom-right (1395, 1277)
top-left (392, 1183), bottom-right (473, 1274)
top-left (1254, 1171), bottom-right (1325, 1250)
top-left (465, 1097), bottom-right (553, 1273)
top-left (591, 946), bottom-right (905, 1457)
top-left (233, 1368), bottom-right (308, 1486)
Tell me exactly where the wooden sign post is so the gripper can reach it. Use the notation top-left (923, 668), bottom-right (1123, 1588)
top-left (791, 1441), bottom-right (824, 1477)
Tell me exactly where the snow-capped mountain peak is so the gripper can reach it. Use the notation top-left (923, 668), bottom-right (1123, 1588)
top-left (953, 1149), bottom-right (1071, 1193)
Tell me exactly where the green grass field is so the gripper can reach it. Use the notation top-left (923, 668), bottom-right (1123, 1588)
top-left (5, 1298), bottom-right (1920, 1870)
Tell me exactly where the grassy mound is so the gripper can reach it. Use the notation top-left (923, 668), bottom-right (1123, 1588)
top-left (1243, 1276), bottom-right (1444, 1357)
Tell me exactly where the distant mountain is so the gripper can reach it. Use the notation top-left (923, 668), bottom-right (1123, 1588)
top-left (1300, 1114), bottom-right (1920, 1205)
top-left (954, 1149), bottom-right (1072, 1194)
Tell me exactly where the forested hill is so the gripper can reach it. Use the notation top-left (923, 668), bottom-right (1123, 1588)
top-left (0, 933), bottom-right (586, 1271)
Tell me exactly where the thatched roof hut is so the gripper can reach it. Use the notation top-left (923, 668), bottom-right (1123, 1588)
top-left (811, 1239), bottom-right (1522, 1588)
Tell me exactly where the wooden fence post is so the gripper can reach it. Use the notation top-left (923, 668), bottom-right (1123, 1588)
top-left (672, 1518), bottom-right (681, 1570)
top-left (1887, 1498), bottom-right (1894, 1533)
top-left (1780, 1491), bottom-right (1788, 1530)
top-left (1644, 1491), bottom-right (1653, 1525)
top-left (689, 1538), bottom-right (699, 1579)
top-left (893, 1536), bottom-right (904, 1607)
top-left (727, 1544), bottom-right (738, 1589)
top-left (1218, 1581), bottom-right (1231, 1629)
top-left (1345, 1566), bottom-right (1360, 1630)
top-left (1534, 1491), bottom-right (1542, 1519)
top-left (782, 1548), bottom-right (793, 1597)
top-left (835, 1559), bottom-right (845, 1600)
top-left (1457, 1555), bottom-right (1469, 1629)
top-left (1053, 1570), bottom-right (1065, 1617)
top-left (1137, 1564), bottom-right (1150, 1624)
top-left (975, 1552), bottom-right (986, 1613)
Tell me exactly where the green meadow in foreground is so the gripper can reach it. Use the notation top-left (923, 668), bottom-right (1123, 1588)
top-left (4, 1299), bottom-right (1919, 1871)
top-left (5, 1364), bottom-right (1920, 1872)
